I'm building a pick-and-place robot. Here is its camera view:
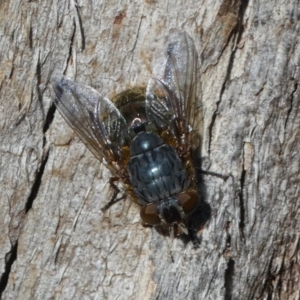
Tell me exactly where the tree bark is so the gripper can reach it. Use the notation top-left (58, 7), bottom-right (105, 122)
top-left (1, 0), bottom-right (299, 299)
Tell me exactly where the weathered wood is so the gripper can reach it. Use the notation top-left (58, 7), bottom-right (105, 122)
top-left (1, 0), bottom-right (299, 299)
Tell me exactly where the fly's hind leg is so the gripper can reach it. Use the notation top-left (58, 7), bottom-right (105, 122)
top-left (101, 177), bottom-right (126, 212)
top-left (198, 169), bottom-right (229, 181)
top-left (194, 155), bottom-right (229, 181)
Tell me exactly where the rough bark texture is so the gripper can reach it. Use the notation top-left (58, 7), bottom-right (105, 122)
top-left (0, 0), bottom-right (299, 299)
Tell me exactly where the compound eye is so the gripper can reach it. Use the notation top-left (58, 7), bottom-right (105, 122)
top-left (140, 204), bottom-right (161, 225)
top-left (177, 191), bottom-right (199, 215)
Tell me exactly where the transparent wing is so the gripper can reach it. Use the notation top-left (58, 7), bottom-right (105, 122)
top-left (146, 31), bottom-right (199, 144)
top-left (51, 76), bottom-right (130, 171)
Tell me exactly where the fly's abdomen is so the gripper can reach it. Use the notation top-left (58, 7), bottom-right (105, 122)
top-left (128, 132), bottom-right (187, 204)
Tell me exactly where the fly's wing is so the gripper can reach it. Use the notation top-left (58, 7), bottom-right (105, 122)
top-left (51, 76), bottom-right (130, 174)
top-left (146, 32), bottom-right (200, 148)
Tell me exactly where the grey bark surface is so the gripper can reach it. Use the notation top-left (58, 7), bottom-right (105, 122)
top-left (0, 0), bottom-right (300, 299)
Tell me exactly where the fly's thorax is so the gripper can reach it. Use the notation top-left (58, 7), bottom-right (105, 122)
top-left (130, 132), bottom-right (164, 156)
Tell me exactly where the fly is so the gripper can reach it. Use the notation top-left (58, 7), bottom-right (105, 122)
top-left (51, 31), bottom-right (202, 238)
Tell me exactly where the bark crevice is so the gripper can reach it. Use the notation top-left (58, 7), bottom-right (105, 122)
top-left (224, 258), bottom-right (235, 300)
top-left (25, 150), bottom-right (49, 213)
top-left (0, 241), bottom-right (18, 297)
top-left (284, 82), bottom-right (298, 129)
top-left (239, 145), bottom-right (246, 238)
top-left (73, 3), bottom-right (85, 51)
top-left (64, 22), bottom-right (76, 75)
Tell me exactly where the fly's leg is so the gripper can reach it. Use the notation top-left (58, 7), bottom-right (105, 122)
top-left (192, 153), bottom-right (229, 181)
top-left (198, 169), bottom-right (229, 181)
top-left (188, 227), bottom-right (202, 248)
top-left (101, 177), bottom-right (126, 212)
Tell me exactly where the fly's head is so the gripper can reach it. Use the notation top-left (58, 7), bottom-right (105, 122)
top-left (140, 190), bottom-right (199, 237)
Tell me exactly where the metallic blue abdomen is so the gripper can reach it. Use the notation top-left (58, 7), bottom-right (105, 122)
top-left (128, 132), bottom-right (187, 205)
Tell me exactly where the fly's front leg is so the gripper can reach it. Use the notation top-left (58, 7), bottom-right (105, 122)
top-left (101, 177), bottom-right (126, 212)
